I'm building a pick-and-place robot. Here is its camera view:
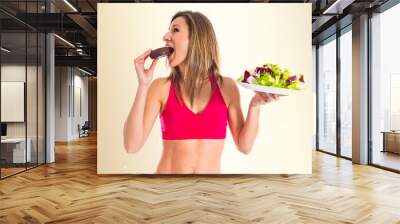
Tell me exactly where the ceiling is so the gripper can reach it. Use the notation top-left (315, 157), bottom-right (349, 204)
top-left (0, 0), bottom-right (392, 75)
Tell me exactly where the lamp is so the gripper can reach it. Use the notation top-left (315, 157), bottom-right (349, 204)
top-left (63, 0), bottom-right (78, 12)
top-left (1, 47), bottom-right (11, 53)
top-left (54, 34), bottom-right (75, 48)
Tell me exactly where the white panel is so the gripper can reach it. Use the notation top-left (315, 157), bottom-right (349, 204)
top-left (1, 82), bottom-right (25, 122)
top-left (74, 86), bottom-right (81, 138)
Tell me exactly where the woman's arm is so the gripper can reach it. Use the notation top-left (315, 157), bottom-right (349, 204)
top-left (123, 79), bottom-right (163, 153)
top-left (123, 49), bottom-right (160, 153)
top-left (225, 78), bottom-right (280, 155)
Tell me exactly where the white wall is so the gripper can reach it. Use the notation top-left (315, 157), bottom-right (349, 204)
top-left (1, 66), bottom-right (26, 129)
top-left (1, 65), bottom-right (27, 143)
top-left (71, 72), bottom-right (89, 138)
top-left (1, 65), bottom-right (39, 138)
top-left (55, 67), bottom-right (70, 141)
top-left (55, 67), bottom-right (89, 141)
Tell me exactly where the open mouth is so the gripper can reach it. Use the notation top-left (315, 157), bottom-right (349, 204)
top-left (168, 51), bottom-right (175, 60)
top-left (167, 46), bottom-right (174, 59)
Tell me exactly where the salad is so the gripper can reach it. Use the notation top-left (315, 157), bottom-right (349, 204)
top-left (238, 63), bottom-right (305, 90)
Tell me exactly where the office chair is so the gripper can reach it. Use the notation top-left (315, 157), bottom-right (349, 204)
top-left (79, 121), bottom-right (90, 138)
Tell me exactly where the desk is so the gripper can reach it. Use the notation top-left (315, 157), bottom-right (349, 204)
top-left (381, 131), bottom-right (400, 154)
top-left (1, 138), bottom-right (31, 163)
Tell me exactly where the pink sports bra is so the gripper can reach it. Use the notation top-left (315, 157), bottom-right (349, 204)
top-left (159, 74), bottom-right (228, 140)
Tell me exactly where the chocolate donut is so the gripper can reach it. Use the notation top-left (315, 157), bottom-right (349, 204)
top-left (150, 47), bottom-right (174, 59)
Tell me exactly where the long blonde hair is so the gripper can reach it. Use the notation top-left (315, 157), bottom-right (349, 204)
top-left (167, 11), bottom-right (222, 107)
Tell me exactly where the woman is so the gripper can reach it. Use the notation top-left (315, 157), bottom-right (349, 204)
top-left (123, 11), bottom-right (281, 174)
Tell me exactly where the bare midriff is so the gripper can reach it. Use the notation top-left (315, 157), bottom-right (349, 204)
top-left (156, 139), bottom-right (225, 174)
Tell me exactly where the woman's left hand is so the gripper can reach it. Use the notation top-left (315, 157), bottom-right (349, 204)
top-left (250, 91), bottom-right (282, 107)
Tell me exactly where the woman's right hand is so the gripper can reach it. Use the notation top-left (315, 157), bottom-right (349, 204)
top-left (134, 49), bottom-right (158, 87)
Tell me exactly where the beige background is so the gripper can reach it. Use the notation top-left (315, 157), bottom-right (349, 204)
top-left (98, 3), bottom-right (312, 174)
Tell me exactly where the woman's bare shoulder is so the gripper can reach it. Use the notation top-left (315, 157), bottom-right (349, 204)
top-left (219, 76), bottom-right (238, 92)
top-left (148, 77), bottom-right (171, 103)
top-left (219, 76), bottom-right (240, 106)
top-left (149, 77), bottom-right (170, 92)
top-left (151, 77), bottom-right (169, 85)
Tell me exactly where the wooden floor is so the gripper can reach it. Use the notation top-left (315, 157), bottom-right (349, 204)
top-left (0, 167), bottom-right (26, 178)
top-left (1, 135), bottom-right (400, 224)
top-left (1, 162), bottom-right (45, 178)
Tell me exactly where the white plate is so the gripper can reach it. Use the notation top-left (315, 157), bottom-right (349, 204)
top-left (238, 81), bottom-right (297, 96)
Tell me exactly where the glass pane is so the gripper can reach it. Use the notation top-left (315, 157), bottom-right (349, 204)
top-left (371, 3), bottom-right (400, 171)
top-left (390, 75), bottom-right (400, 130)
top-left (25, 0), bottom-right (39, 170)
top-left (0, 1), bottom-right (46, 178)
top-left (27, 31), bottom-right (38, 169)
top-left (340, 29), bottom-right (352, 158)
top-left (318, 37), bottom-right (337, 154)
top-left (1, 31), bottom-right (27, 177)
